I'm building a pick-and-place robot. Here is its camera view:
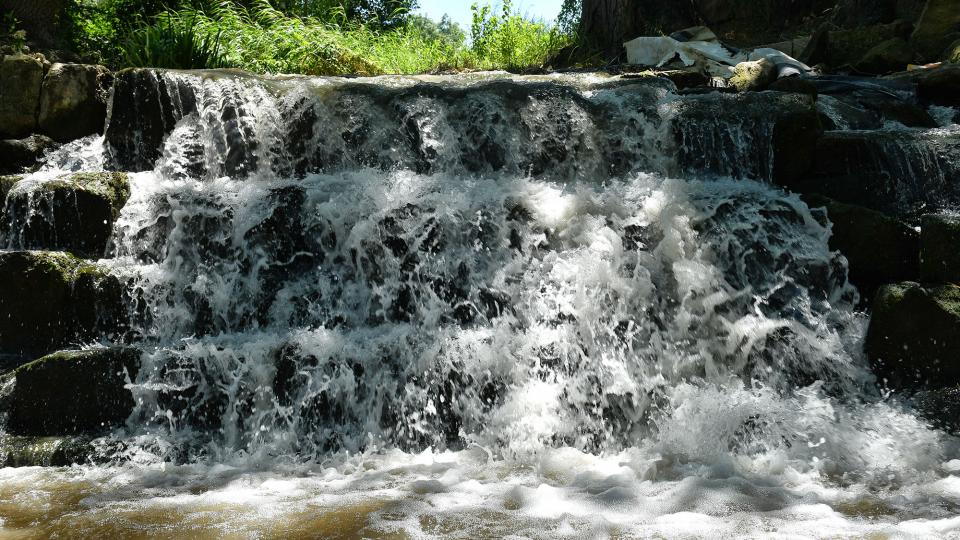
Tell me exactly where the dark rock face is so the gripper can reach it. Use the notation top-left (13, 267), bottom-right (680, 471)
top-left (674, 92), bottom-right (822, 183)
top-left (0, 251), bottom-right (127, 359)
top-left (0, 348), bottom-right (140, 436)
top-left (0, 54), bottom-right (47, 139)
top-left (0, 135), bottom-right (57, 174)
top-left (1, 172), bottom-right (131, 257)
top-left (790, 129), bottom-right (960, 219)
top-left (805, 195), bottom-right (920, 296)
top-left (805, 22), bottom-right (912, 69)
top-left (105, 69), bottom-right (198, 172)
top-left (38, 63), bottom-right (113, 142)
top-left (910, 0), bottom-right (960, 61)
top-left (866, 282), bottom-right (960, 389)
top-left (912, 64), bottom-right (960, 107)
top-left (920, 213), bottom-right (960, 283)
top-left (912, 386), bottom-right (960, 434)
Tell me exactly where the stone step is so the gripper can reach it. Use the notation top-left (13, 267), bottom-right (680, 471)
top-left (1, 172), bottom-right (130, 258)
top-left (0, 347), bottom-right (140, 438)
top-left (0, 251), bottom-right (128, 360)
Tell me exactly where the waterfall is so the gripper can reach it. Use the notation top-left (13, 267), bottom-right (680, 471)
top-left (2, 71), bottom-right (959, 538)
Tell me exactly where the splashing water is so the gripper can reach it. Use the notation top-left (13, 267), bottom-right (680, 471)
top-left (3, 72), bottom-right (960, 539)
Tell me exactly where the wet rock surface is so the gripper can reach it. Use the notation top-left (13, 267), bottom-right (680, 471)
top-left (866, 282), bottom-right (960, 390)
top-left (1, 172), bottom-right (130, 257)
top-left (0, 135), bottom-right (58, 174)
top-left (0, 348), bottom-right (140, 436)
top-left (920, 213), bottom-right (960, 283)
top-left (0, 435), bottom-right (98, 467)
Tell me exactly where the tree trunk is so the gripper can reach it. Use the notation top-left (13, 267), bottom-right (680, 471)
top-left (579, 0), bottom-right (631, 56)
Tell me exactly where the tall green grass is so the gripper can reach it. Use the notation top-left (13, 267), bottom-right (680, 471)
top-left (126, 0), bottom-right (575, 75)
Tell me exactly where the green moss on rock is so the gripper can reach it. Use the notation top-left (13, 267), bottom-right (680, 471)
top-left (866, 282), bottom-right (960, 389)
top-left (1, 348), bottom-right (140, 436)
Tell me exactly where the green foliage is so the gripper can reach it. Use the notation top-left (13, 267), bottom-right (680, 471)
top-left (469, 0), bottom-right (572, 71)
top-left (0, 12), bottom-right (27, 53)
top-left (61, 0), bottom-right (579, 75)
top-left (122, 14), bottom-right (228, 69)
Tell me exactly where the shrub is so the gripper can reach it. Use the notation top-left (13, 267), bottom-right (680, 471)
top-left (122, 14), bottom-right (228, 69)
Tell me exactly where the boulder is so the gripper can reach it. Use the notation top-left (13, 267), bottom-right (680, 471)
top-left (910, 0), bottom-right (960, 61)
top-left (729, 59), bottom-right (777, 92)
top-left (0, 134), bottom-right (58, 174)
top-left (0, 251), bottom-right (127, 359)
top-left (920, 213), bottom-right (960, 283)
top-left (0, 435), bottom-right (96, 467)
top-left (0, 54), bottom-right (47, 138)
top-left (1, 172), bottom-right (130, 257)
top-left (805, 22), bottom-right (912, 69)
top-left (0, 348), bottom-right (140, 436)
top-left (804, 195), bottom-right (920, 295)
top-left (857, 37), bottom-right (915, 74)
top-left (38, 63), bottom-right (112, 142)
top-left (912, 64), bottom-right (960, 106)
top-left (866, 282), bottom-right (960, 389)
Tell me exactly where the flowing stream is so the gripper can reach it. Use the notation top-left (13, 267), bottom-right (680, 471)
top-left (2, 71), bottom-right (960, 538)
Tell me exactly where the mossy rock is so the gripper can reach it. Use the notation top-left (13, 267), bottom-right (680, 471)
top-left (38, 63), bottom-right (112, 143)
top-left (866, 282), bottom-right (960, 389)
top-left (804, 195), bottom-right (920, 297)
top-left (2, 172), bottom-right (130, 257)
top-left (0, 435), bottom-right (96, 467)
top-left (0, 251), bottom-right (127, 359)
top-left (807, 22), bottom-right (911, 68)
top-left (920, 213), bottom-right (960, 283)
top-left (729, 59), bottom-right (777, 92)
top-left (0, 348), bottom-right (140, 436)
top-left (0, 54), bottom-right (47, 139)
top-left (857, 37), bottom-right (915, 74)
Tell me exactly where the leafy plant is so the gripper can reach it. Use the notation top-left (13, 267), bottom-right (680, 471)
top-left (470, 0), bottom-right (571, 72)
top-left (122, 14), bottom-right (228, 69)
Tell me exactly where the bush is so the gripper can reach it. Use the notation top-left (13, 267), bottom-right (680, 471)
top-left (122, 14), bottom-right (228, 69)
top-left (469, 0), bottom-right (572, 71)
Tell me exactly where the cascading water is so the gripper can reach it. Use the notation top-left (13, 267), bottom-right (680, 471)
top-left (2, 71), bottom-right (960, 538)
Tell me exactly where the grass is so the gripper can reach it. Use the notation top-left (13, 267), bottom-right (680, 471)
top-left (119, 0), bottom-right (578, 75)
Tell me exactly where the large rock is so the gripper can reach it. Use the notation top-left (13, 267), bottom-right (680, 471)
top-left (920, 213), bottom-right (960, 283)
top-left (0, 251), bottom-right (127, 359)
top-left (805, 195), bottom-right (920, 296)
top-left (857, 37), bottom-right (915, 74)
top-left (911, 0), bottom-right (960, 61)
top-left (0, 54), bottom-right (47, 139)
top-left (1, 172), bottom-right (130, 257)
top-left (866, 282), bottom-right (960, 389)
top-left (0, 134), bottom-right (58, 174)
top-left (105, 68), bottom-right (198, 172)
top-left (0, 348), bottom-right (140, 435)
top-left (38, 63), bottom-right (112, 142)
top-left (805, 22), bottom-right (912, 69)
top-left (911, 64), bottom-right (960, 107)
top-left (912, 386), bottom-right (960, 433)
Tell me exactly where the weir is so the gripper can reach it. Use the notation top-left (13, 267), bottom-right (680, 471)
top-left (1, 69), bottom-right (959, 537)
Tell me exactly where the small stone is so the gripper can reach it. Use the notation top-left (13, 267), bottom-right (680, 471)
top-left (729, 59), bottom-right (777, 92)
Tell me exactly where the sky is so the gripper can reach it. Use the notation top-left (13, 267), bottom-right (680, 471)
top-left (415, 0), bottom-right (565, 30)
